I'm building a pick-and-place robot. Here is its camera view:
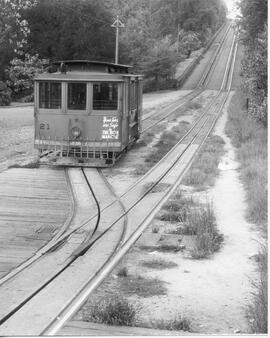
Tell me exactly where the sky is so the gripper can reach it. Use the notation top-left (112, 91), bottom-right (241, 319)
top-left (222, 0), bottom-right (240, 19)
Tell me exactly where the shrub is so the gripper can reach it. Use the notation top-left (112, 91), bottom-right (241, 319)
top-left (83, 295), bottom-right (136, 326)
top-left (0, 81), bottom-right (11, 106)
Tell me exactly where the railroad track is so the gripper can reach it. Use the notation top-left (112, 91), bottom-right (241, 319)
top-left (141, 22), bottom-right (232, 134)
top-left (0, 21), bottom-right (232, 285)
top-left (0, 25), bottom-right (238, 335)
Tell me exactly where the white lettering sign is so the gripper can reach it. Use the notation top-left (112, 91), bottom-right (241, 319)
top-left (102, 116), bottom-right (119, 140)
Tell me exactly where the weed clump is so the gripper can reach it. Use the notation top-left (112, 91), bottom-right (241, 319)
top-left (117, 267), bottom-right (128, 277)
top-left (83, 295), bottom-right (136, 326)
top-left (187, 203), bottom-right (224, 259)
top-left (246, 246), bottom-right (268, 333)
top-left (152, 226), bottom-right (159, 233)
top-left (153, 316), bottom-right (191, 332)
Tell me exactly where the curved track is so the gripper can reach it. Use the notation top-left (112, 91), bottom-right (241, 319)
top-left (0, 25), bottom-right (238, 335)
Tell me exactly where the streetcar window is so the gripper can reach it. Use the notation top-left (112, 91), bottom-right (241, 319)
top-left (39, 82), bottom-right (61, 109)
top-left (68, 83), bottom-right (86, 110)
top-left (93, 83), bottom-right (118, 110)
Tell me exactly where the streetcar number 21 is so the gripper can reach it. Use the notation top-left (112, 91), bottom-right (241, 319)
top-left (40, 123), bottom-right (50, 130)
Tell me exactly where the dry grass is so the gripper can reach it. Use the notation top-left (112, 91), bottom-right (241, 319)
top-left (159, 195), bottom-right (195, 223)
top-left (246, 246), bottom-right (268, 333)
top-left (187, 203), bottom-right (224, 259)
top-left (182, 135), bottom-right (225, 189)
top-left (152, 316), bottom-right (192, 332)
top-left (82, 295), bottom-right (137, 326)
top-left (119, 274), bottom-right (167, 298)
top-left (226, 93), bottom-right (267, 228)
top-left (226, 91), bottom-right (267, 333)
top-left (133, 121), bottom-right (190, 175)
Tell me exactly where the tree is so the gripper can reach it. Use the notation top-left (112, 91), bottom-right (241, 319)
top-left (21, 0), bottom-right (115, 61)
top-left (238, 0), bottom-right (267, 125)
top-left (0, 0), bottom-right (34, 79)
top-left (139, 37), bottom-right (179, 91)
top-left (6, 53), bottom-right (48, 97)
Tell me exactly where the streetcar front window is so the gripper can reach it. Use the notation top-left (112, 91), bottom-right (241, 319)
top-left (93, 83), bottom-right (118, 110)
top-left (68, 83), bottom-right (86, 110)
top-left (39, 82), bottom-right (61, 109)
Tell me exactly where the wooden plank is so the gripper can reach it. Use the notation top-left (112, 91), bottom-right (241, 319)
top-left (0, 168), bottom-right (73, 278)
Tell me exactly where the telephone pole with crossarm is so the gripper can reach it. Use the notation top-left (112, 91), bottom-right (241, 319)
top-left (111, 15), bottom-right (124, 64)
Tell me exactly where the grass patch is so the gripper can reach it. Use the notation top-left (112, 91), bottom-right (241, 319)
top-left (117, 266), bottom-right (128, 277)
top-left (141, 259), bottom-right (178, 270)
top-left (187, 203), bottom-right (224, 259)
top-left (226, 91), bottom-right (267, 227)
top-left (132, 163), bottom-right (148, 175)
top-left (182, 135), bottom-right (225, 189)
top-left (159, 195), bottom-right (195, 223)
top-left (83, 295), bottom-right (136, 326)
top-left (246, 246), bottom-right (268, 333)
top-left (153, 316), bottom-right (191, 332)
top-left (186, 100), bottom-right (202, 110)
top-left (133, 121), bottom-right (190, 174)
top-left (162, 201), bottom-right (182, 212)
top-left (159, 210), bottom-right (187, 223)
top-left (167, 223), bottom-right (196, 235)
top-left (226, 90), bottom-right (267, 333)
top-left (119, 274), bottom-right (167, 297)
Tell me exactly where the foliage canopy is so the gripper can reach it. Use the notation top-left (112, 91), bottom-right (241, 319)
top-left (238, 0), bottom-right (267, 125)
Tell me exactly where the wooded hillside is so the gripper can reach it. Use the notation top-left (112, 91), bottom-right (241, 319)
top-left (0, 0), bottom-right (227, 102)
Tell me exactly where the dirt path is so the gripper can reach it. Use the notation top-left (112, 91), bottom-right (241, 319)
top-left (135, 93), bottom-right (260, 334)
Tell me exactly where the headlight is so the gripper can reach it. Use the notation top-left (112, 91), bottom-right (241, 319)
top-left (71, 126), bottom-right (81, 138)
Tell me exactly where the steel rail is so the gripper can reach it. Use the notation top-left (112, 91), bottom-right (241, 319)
top-left (0, 23), bottom-right (234, 291)
top-left (0, 25), bottom-right (238, 336)
top-left (41, 112), bottom-right (212, 337)
top-left (43, 30), bottom-right (239, 335)
top-left (2, 24), bottom-right (234, 276)
top-left (140, 23), bottom-right (232, 132)
top-left (198, 23), bottom-right (232, 87)
top-left (0, 94), bottom-right (212, 329)
top-left (0, 168), bottom-right (102, 326)
top-left (43, 58), bottom-right (238, 336)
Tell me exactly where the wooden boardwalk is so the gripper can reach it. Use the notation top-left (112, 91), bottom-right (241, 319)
top-left (0, 167), bottom-right (72, 278)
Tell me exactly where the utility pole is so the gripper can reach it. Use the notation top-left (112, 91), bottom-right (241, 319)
top-left (177, 24), bottom-right (180, 54)
top-left (111, 15), bottom-right (124, 64)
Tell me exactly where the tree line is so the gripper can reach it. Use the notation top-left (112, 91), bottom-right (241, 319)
top-left (0, 0), bottom-right (227, 103)
top-left (238, 0), bottom-right (267, 126)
